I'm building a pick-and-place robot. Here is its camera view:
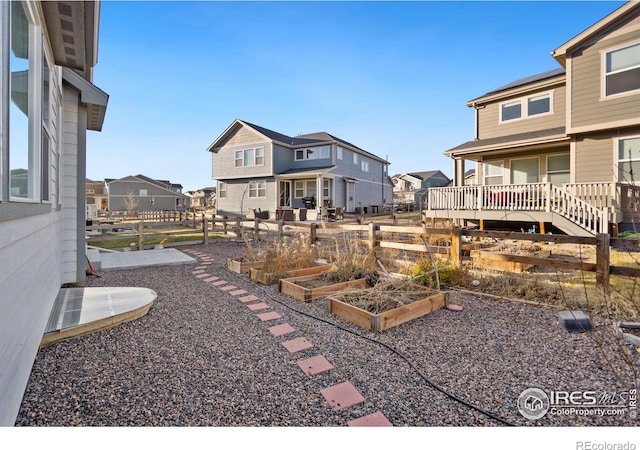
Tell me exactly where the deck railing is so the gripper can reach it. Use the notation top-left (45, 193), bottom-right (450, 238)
top-left (427, 182), bottom-right (612, 235)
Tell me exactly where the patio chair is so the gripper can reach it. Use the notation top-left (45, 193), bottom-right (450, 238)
top-left (334, 206), bottom-right (343, 220)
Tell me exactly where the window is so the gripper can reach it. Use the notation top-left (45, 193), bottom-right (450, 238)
top-left (484, 161), bottom-right (504, 185)
top-left (547, 153), bottom-right (570, 186)
top-left (361, 160), bottom-right (369, 172)
top-left (234, 147), bottom-right (264, 167)
top-left (86, 189), bottom-right (95, 194)
top-left (294, 180), bottom-right (316, 198)
top-left (618, 136), bottom-right (640, 183)
top-left (323, 179), bottom-right (331, 198)
top-left (605, 42), bottom-right (640, 97)
top-left (510, 157), bottom-right (539, 184)
top-left (295, 146), bottom-right (330, 161)
top-left (140, 189), bottom-right (148, 196)
top-left (337, 146), bottom-right (344, 160)
top-left (500, 92), bottom-right (552, 122)
top-left (218, 182), bottom-right (227, 198)
top-left (249, 180), bottom-right (266, 198)
top-left (353, 153), bottom-right (359, 165)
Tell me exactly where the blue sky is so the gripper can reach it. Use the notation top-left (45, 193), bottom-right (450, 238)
top-left (86, 0), bottom-right (627, 192)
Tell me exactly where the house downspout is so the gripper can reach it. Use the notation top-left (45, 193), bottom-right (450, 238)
top-left (1, 0), bottom-right (9, 203)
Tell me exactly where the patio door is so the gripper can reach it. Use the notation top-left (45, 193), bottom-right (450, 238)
top-left (510, 157), bottom-right (539, 184)
top-left (279, 181), bottom-right (291, 207)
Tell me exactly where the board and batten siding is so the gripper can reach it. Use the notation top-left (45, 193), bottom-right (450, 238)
top-left (569, 13), bottom-right (640, 129)
top-left (477, 85), bottom-right (566, 140)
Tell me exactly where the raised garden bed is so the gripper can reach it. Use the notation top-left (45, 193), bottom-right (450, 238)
top-left (250, 263), bottom-right (333, 285)
top-left (226, 258), bottom-right (265, 274)
top-left (279, 274), bottom-right (369, 302)
top-left (470, 249), bottom-right (551, 272)
top-left (327, 283), bottom-right (447, 332)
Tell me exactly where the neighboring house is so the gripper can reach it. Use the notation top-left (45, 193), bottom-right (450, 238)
top-left (464, 169), bottom-right (476, 186)
top-left (426, 1), bottom-right (640, 236)
top-left (392, 170), bottom-right (451, 210)
top-left (104, 174), bottom-right (190, 212)
top-left (207, 119), bottom-right (393, 216)
top-left (0, 1), bottom-right (108, 425)
top-left (190, 187), bottom-right (216, 210)
top-left (86, 178), bottom-right (108, 219)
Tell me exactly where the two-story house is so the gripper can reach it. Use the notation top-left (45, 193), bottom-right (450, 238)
top-left (426, 1), bottom-right (640, 237)
top-left (207, 119), bottom-right (393, 217)
top-left (0, 1), bottom-right (108, 425)
top-left (392, 170), bottom-right (451, 211)
top-left (104, 174), bottom-right (189, 212)
top-left (190, 187), bottom-right (216, 210)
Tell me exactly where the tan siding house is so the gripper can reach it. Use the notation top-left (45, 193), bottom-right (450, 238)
top-left (427, 1), bottom-right (640, 236)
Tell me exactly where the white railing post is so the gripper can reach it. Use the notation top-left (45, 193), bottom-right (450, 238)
top-left (546, 183), bottom-right (552, 212)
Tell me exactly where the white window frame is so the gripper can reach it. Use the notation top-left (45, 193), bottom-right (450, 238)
top-left (337, 146), bottom-right (343, 160)
top-left (616, 135), bottom-right (640, 184)
top-left (294, 180), bottom-right (304, 198)
top-left (248, 180), bottom-right (266, 198)
top-left (234, 147), bottom-right (264, 167)
top-left (294, 146), bottom-right (330, 161)
top-left (361, 160), bottom-right (369, 172)
top-left (499, 91), bottom-right (553, 123)
top-left (546, 153), bottom-right (570, 186)
top-left (602, 40), bottom-right (640, 99)
top-left (322, 179), bottom-right (331, 199)
top-left (353, 153), bottom-right (359, 165)
top-left (483, 160), bottom-right (504, 185)
top-left (139, 189), bottom-right (148, 196)
top-left (218, 181), bottom-right (227, 198)
top-left (509, 156), bottom-right (539, 184)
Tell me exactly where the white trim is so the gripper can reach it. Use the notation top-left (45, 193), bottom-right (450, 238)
top-left (600, 39), bottom-right (640, 100)
top-left (509, 156), bottom-right (539, 184)
top-left (614, 133), bottom-right (640, 184)
top-left (545, 153), bottom-right (570, 185)
top-left (499, 90), bottom-right (554, 124)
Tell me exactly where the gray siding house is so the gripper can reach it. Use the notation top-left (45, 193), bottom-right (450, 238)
top-left (0, 1), bottom-right (108, 425)
top-left (392, 170), bottom-right (451, 210)
top-left (207, 119), bottom-right (392, 217)
top-left (105, 174), bottom-right (189, 212)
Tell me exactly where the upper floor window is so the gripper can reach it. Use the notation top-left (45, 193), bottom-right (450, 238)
top-left (234, 147), bottom-right (264, 167)
top-left (361, 160), bottom-right (369, 172)
top-left (295, 146), bottom-right (330, 161)
top-left (140, 189), bottom-right (148, 196)
top-left (605, 42), bottom-right (640, 97)
top-left (337, 146), bottom-right (344, 160)
top-left (353, 153), bottom-right (359, 165)
top-left (618, 136), bottom-right (640, 184)
top-left (218, 182), bottom-right (227, 198)
top-left (500, 92), bottom-right (552, 122)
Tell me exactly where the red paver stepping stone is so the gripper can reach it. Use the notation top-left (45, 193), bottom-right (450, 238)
top-left (281, 337), bottom-right (313, 353)
top-left (238, 295), bottom-right (259, 303)
top-left (321, 382), bottom-right (365, 411)
top-left (211, 280), bottom-right (228, 286)
top-left (247, 302), bottom-right (269, 311)
top-left (195, 273), bottom-right (211, 279)
top-left (269, 323), bottom-right (296, 337)
top-left (347, 412), bottom-right (393, 427)
top-left (297, 355), bottom-right (334, 376)
top-left (195, 266), bottom-right (207, 270)
top-left (192, 270), bottom-right (205, 275)
top-left (229, 289), bottom-right (248, 296)
top-left (219, 285), bottom-right (238, 291)
top-left (257, 312), bottom-right (282, 322)
top-left (200, 262), bottom-right (212, 265)
top-left (203, 276), bottom-right (219, 282)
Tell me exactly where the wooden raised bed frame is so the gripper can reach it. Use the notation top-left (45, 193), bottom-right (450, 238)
top-left (250, 263), bottom-right (333, 284)
top-left (327, 287), bottom-right (447, 332)
top-left (226, 258), bottom-right (265, 274)
top-left (279, 274), bottom-right (369, 302)
top-left (470, 249), bottom-right (551, 273)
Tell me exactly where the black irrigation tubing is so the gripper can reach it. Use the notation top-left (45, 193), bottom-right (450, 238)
top-left (221, 263), bottom-right (517, 427)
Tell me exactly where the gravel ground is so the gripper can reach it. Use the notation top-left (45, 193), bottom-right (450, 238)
top-left (15, 239), bottom-right (640, 427)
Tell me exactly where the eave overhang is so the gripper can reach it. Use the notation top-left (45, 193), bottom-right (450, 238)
top-left (62, 67), bottom-right (108, 131)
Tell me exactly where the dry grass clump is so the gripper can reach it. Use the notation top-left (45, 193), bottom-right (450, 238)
top-left (335, 280), bottom-right (435, 314)
top-left (404, 257), bottom-right (470, 289)
top-left (260, 232), bottom-right (320, 279)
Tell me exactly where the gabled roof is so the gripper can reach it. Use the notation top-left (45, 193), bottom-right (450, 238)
top-left (406, 170), bottom-right (449, 182)
top-left (207, 119), bottom-right (389, 164)
top-left (467, 68), bottom-right (565, 106)
top-left (106, 175), bottom-right (188, 197)
top-left (551, 1), bottom-right (640, 67)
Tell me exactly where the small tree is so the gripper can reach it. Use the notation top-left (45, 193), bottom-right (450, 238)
top-left (123, 189), bottom-right (139, 219)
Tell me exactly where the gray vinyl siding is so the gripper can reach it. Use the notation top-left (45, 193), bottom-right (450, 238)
top-left (108, 178), bottom-right (188, 211)
top-left (272, 144), bottom-right (293, 174)
top-left (570, 12), bottom-right (640, 129)
top-left (216, 177), bottom-right (275, 217)
top-left (573, 132), bottom-right (615, 183)
top-left (477, 85), bottom-right (566, 140)
top-left (211, 140), bottom-right (273, 180)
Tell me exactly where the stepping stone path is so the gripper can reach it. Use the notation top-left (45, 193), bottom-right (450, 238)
top-left (183, 248), bottom-right (392, 426)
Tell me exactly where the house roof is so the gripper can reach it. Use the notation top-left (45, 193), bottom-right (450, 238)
top-left (406, 170), bottom-right (449, 182)
top-left (444, 126), bottom-right (569, 157)
top-left (551, 2), bottom-right (640, 67)
top-left (464, 169), bottom-right (475, 178)
top-left (275, 166), bottom-right (336, 179)
top-left (106, 175), bottom-right (188, 197)
top-left (207, 119), bottom-right (389, 164)
top-left (467, 68), bottom-right (565, 106)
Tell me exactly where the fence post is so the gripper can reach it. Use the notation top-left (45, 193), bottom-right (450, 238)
top-left (222, 216), bottom-right (228, 235)
top-left (450, 226), bottom-right (462, 268)
top-left (309, 223), bottom-right (317, 245)
top-left (235, 218), bottom-right (241, 238)
top-left (254, 218), bottom-right (260, 241)
top-left (278, 219), bottom-right (284, 240)
top-left (138, 221), bottom-right (144, 251)
top-left (203, 217), bottom-right (209, 245)
top-left (368, 222), bottom-right (377, 257)
top-left (595, 233), bottom-right (610, 294)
